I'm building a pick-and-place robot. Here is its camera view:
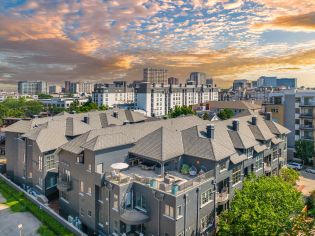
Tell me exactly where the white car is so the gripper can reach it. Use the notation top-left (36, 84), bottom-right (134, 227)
top-left (287, 162), bottom-right (303, 170)
top-left (305, 167), bottom-right (315, 174)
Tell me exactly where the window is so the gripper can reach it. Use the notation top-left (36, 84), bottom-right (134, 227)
top-left (38, 177), bottom-right (43, 187)
top-left (80, 181), bottom-right (84, 193)
top-left (255, 154), bottom-right (263, 170)
top-left (201, 189), bottom-right (212, 206)
top-left (246, 147), bottom-right (254, 158)
top-left (76, 154), bottom-right (84, 164)
top-left (96, 163), bottom-right (103, 174)
top-left (200, 212), bottom-right (214, 232)
top-left (295, 119), bottom-right (300, 125)
top-left (177, 205), bottom-right (183, 219)
top-left (46, 153), bottom-right (55, 170)
top-left (232, 165), bottom-right (242, 185)
top-left (88, 164), bottom-right (92, 172)
top-left (46, 176), bottom-right (57, 189)
top-left (295, 130), bottom-right (300, 135)
top-left (65, 170), bottom-right (70, 182)
top-left (164, 204), bottom-right (174, 218)
top-left (135, 193), bottom-right (147, 211)
top-left (87, 187), bottom-right (92, 195)
top-left (60, 191), bottom-right (68, 201)
top-left (80, 208), bottom-right (84, 216)
top-left (219, 162), bottom-right (227, 172)
top-left (113, 193), bottom-right (118, 210)
top-left (38, 155), bottom-right (42, 171)
top-left (88, 210), bottom-right (92, 217)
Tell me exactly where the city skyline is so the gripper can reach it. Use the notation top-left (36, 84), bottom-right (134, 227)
top-left (0, 0), bottom-right (315, 88)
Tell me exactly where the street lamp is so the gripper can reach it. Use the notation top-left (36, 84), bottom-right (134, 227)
top-left (18, 224), bottom-right (23, 236)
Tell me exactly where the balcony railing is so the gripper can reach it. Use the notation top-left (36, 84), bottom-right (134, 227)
top-left (300, 102), bottom-right (315, 107)
top-left (119, 207), bottom-right (150, 225)
top-left (301, 136), bottom-right (314, 141)
top-left (300, 124), bottom-right (314, 130)
top-left (216, 190), bottom-right (229, 204)
top-left (264, 163), bottom-right (271, 173)
top-left (300, 113), bottom-right (313, 119)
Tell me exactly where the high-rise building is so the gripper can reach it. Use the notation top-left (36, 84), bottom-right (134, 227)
top-left (189, 72), bottom-right (208, 85)
top-left (143, 68), bottom-right (168, 84)
top-left (168, 77), bottom-right (179, 85)
top-left (276, 78), bottom-right (297, 89)
top-left (232, 79), bottom-right (251, 91)
top-left (17, 80), bottom-right (48, 95)
top-left (257, 76), bottom-right (277, 88)
top-left (135, 82), bottom-right (219, 117)
top-left (49, 85), bottom-right (62, 94)
top-left (64, 81), bottom-right (94, 94)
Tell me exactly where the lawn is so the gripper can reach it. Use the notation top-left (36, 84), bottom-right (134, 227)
top-left (0, 180), bottom-right (74, 236)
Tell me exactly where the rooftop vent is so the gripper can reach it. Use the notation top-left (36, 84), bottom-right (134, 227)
top-left (252, 116), bottom-right (257, 125)
top-left (113, 111), bottom-right (118, 118)
top-left (265, 112), bottom-right (272, 121)
top-left (206, 124), bottom-right (215, 139)
top-left (83, 116), bottom-right (89, 124)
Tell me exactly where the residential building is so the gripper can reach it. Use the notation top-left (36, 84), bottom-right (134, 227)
top-left (167, 77), bottom-right (179, 85)
top-left (257, 76), bottom-right (297, 89)
top-left (264, 89), bottom-right (315, 162)
top-left (257, 76), bottom-right (277, 88)
top-left (64, 81), bottom-right (94, 94)
top-left (232, 80), bottom-right (251, 91)
top-left (18, 81), bottom-right (48, 95)
top-left (143, 68), bottom-right (168, 84)
top-left (49, 85), bottom-right (62, 94)
top-left (57, 113), bottom-right (289, 235)
top-left (4, 109), bottom-right (147, 197)
top-left (206, 78), bottom-right (214, 86)
top-left (276, 78), bottom-right (297, 89)
top-left (39, 97), bottom-right (89, 109)
top-left (135, 82), bottom-right (219, 117)
top-left (92, 83), bottom-right (135, 108)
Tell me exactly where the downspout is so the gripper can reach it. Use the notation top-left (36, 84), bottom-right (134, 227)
top-left (196, 188), bottom-right (200, 235)
top-left (184, 193), bottom-right (188, 236)
top-left (153, 191), bottom-right (164, 236)
top-left (105, 182), bottom-right (112, 236)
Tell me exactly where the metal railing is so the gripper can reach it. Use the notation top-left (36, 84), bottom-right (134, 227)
top-left (216, 190), bottom-right (229, 203)
top-left (300, 124), bottom-right (314, 129)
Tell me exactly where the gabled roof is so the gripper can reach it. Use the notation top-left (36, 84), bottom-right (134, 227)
top-left (130, 127), bottom-right (184, 162)
top-left (265, 120), bottom-right (290, 135)
top-left (65, 117), bottom-right (92, 137)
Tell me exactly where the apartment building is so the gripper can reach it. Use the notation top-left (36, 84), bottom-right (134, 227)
top-left (92, 83), bottom-right (135, 108)
top-left (143, 68), bottom-right (168, 84)
top-left (57, 113), bottom-right (289, 235)
top-left (4, 109), bottom-right (147, 197)
top-left (135, 82), bottom-right (219, 117)
top-left (49, 85), bottom-right (62, 94)
top-left (188, 72), bottom-right (210, 85)
top-left (264, 89), bottom-right (315, 163)
top-left (232, 80), bottom-right (252, 91)
top-left (39, 97), bottom-right (89, 109)
top-left (64, 81), bottom-right (94, 94)
top-left (18, 80), bottom-right (48, 95)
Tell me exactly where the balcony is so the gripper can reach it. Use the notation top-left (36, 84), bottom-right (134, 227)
top-left (120, 208), bottom-right (150, 225)
top-left (301, 136), bottom-right (314, 141)
top-left (216, 190), bottom-right (229, 205)
top-left (57, 178), bottom-right (71, 192)
top-left (300, 124), bottom-right (314, 130)
top-left (264, 163), bottom-right (271, 173)
top-left (300, 102), bottom-right (315, 107)
top-left (300, 113), bottom-right (314, 119)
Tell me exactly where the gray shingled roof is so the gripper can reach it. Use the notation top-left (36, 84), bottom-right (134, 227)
top-left (265, 120), bottom-right (290, 135)
top-left (130, 127), bottom-right (184, 162)
top-left (65, 117), bottom-right (92, 136)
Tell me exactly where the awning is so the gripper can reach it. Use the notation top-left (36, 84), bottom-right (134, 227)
top-left (230, 153), bottom-right (247, 164)
top-left (120, 209), bottom-right (150, 225)
top-left (271, 138), bottom-right (282, 145)
top-left (254, 144), bottom-right (267, 153)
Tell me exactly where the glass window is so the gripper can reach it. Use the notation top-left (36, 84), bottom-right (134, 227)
top-left (135, 193), bottom-right (146, 210)
top-left (200, 212), bottom-right (214, 231)
top-left (255, 154), bottom-right (263, 170)
top-left (46, 154), bottom-right (55, 170)
top-left (232, 165), bottom-right (242, 185)
top-left (96, 163), bottom-right (103, 174)
top-left (80, 181), bottom-right (84, 193)
top-left (219, 162), bottom-right (227, 172)
top-left (87, 187), bottom-right (92, 195)
top-left (38, 156), bottom-right (42, 171)
top-left (46, 176), bottom-right (57, 189)
top-left (164, 204), bottom-right (174, 218)
top-left (113, 193), bottom-right (118, 210)
top-left (201, 189), bottom-right (212, 206)
top-left (177, 205), bottom-right (183, 219)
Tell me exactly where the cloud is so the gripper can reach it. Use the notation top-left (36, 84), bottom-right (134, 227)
top-left (252, 12), bottom-right (315, 32)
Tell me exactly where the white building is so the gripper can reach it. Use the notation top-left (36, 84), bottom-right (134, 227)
top-left (135, 82), bottom-right (219, 117)
top-left (92, 83), bottom-right (134, 108)
top-left (64, 81), bottom-right (94, 94)
top-left (39, 97), bottom-right (89, 109)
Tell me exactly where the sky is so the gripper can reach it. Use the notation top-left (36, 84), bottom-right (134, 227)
top-left (0, 0), bottom-right (315, 88)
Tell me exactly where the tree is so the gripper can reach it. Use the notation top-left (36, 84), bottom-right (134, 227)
top-left (295, 140), bottom-right (314, 164)
top-left (217, 175), bottom-right (309, 236)
top-left (280, 167), bottom-right (300, 185)
top-left (37, 93), bottom-right (53, 99)
top-left (168, 105), bottom-right (194, 118)
top-left (218, 108), bottom-right (234, 120)
top-left (202, 112), bottom-right (210, 120)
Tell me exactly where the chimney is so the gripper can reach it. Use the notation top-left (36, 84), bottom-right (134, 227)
top-left (265, 112), bottom-right (272, 121)
top-left (252, 116), bottom-right (257, 125)
top-left (206, 124), bottom-right (215, 139)
top-left (113, 111), bottom-right (118, 118)
top-left (83, 116), bottom-right (89, 124)
top-left (232, 119), bottom-right (240, 131)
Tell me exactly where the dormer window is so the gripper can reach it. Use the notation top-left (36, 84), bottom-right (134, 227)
top-left (76, 153), bottom-right (84, 164)
top-left (219, 162), bottom-right (227, 172)
top-left (265, 141), bottom-right (271, 149)
top-left (245, 147), bottom-right (254, 158)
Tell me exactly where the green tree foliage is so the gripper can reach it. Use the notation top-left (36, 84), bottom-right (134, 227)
top-left (68, 100), bottom-right (107, 113)
top-left (217, 108), bottom-right (234, 120)
top-left (168, 105), bottom-right (194, 118)
top-left (295, 140), bottom-right (314, 164)
top-left (202, 112), bottom-right (210, 120)
top-left (217, 175), bottom-right (308, 236)
top-left (0, 98), bottom-right (44, 124)
top-left (280, 167), bottom-right (300, 185)
top-left (37, 93), bottom-right (53, 99)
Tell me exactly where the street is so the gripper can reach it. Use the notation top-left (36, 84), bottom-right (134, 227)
top-left (297, 169), bottom-right (315, 196)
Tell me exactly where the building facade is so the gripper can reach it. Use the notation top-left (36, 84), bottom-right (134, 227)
top-left (143, 68), bottom-right (168, 84)
top-left (189, 72), bottom-right (208, 85)
top-left (18, 81), bottom-right (48, 95)
top-left (49, 85), bottom-right (62, 94)
top-left (92, 83), bottom-right (135, 108)
top-left (168, 77), bottom-right (179, 85)
top-left (135, 83), bottom-right (219, 117)
top-left (57, 114), bottom-right (289, 235)
top-left (232, 80), bottom-right (251, 91)
top-left (264, 89), bottom-right (315, 162)
top-left (64, 81), bottom-right (94, 94)
top-left (39, 97), bottom-right (89, 109)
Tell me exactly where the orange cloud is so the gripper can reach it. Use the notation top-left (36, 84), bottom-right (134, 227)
top-left (252, 12), bottom-right (315, 32)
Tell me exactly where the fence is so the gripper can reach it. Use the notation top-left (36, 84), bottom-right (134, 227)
top-left (0, 174), bottom-right (86, 236)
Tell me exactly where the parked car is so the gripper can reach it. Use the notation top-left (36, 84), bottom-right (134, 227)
top-left (305, 167), bottom-right (315, 174)
top-left (287, 162), bottom-right (303, 170)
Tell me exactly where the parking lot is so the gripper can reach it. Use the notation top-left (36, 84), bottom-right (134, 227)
top-left (297, 169), bottom-right (315, 196)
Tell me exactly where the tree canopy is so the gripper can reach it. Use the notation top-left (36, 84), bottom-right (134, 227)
top-left (295, 140), bottom-right (314, 164)
top-left (217, 108), bottom-right (234, 120)
top-left (37, 93), bottom-right (53, 99)
top-left (280, 167), bottom-right (300, 185)
top-left (168, 105), bottom-right (195, 118)
top-left (217, 175), bottom-right (307, 236)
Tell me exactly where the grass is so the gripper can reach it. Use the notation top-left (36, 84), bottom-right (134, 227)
top-left (0, 180), bottom-right (74, 236)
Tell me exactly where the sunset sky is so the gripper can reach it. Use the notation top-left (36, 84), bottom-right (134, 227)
top-left (0, 0), bottom-right (315, 88)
